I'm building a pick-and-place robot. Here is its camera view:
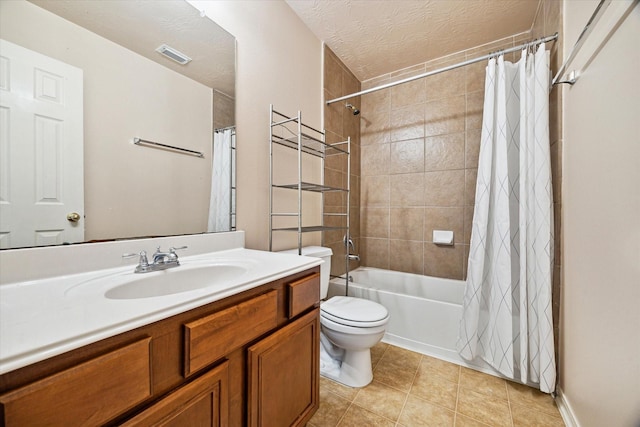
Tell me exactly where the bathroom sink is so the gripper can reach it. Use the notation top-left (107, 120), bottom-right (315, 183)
top-left (104, 264), bottom-right (249, 299)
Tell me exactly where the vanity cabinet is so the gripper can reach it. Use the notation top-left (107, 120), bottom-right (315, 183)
top-left (0, 267), bottom-right (320, 427)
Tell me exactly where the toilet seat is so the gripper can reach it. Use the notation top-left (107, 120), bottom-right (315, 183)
top-left (321, 296), bottom-right (389, 328)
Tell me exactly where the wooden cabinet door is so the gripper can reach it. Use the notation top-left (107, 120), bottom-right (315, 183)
top-left (122, 360), bottom-right (229, 427)
top-left (247, 309), bottom-right (320, 427)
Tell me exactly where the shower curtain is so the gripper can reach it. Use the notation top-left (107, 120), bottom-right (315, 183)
top-left (457, 44), bottom-right (556, 393)
top-left (208, 128), bottom-right (233, 232)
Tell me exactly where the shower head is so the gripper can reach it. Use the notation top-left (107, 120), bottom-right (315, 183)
top-left (345, 103), bottom-right (360, 116)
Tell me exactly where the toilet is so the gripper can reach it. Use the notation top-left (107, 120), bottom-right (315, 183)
top-left (281, 246), bottom-right (389, 388)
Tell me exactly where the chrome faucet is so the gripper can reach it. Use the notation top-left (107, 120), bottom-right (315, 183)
top-left (123, 246), bottom-right (188, 273)
top-left (344, 235), bottom-right (360, 262)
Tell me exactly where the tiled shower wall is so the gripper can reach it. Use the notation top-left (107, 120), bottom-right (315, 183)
top-left (322, 1), bottom-right (562, 300)
top-left (323, 46), bottom-right (361, 277)
top-left (213, 90), bottom-right (235, 130)
top-left (531, 0), bottom-right (563, 375)
top-left (357, 2), bottom-right (562, 282)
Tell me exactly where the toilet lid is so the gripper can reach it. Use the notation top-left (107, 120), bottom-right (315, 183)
top-left (321, 296), bottom-right (389, 327)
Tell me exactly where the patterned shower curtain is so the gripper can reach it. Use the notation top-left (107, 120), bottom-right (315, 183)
top-left (457, 44), bottom-right (556, 393)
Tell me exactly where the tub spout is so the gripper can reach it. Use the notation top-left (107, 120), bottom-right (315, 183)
top-left (347, 254), bottom-right (360, 262)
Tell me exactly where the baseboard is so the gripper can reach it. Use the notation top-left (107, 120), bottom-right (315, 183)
top-left (555, 387), bottom-right (579, 427)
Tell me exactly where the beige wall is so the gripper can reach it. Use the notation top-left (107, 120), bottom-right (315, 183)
top-left (0, 0), bottom-right (213, 241)
top-left (560, 1), bottom-right (640, 426)
top-left (191, 1), bottom-right (323, 251)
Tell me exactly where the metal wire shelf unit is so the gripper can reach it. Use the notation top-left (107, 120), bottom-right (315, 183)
top-left (269, 105), bottom-right (351, 280)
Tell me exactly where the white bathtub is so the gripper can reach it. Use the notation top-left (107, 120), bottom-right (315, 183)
top-left (328, 267), bottom-right (493, 373)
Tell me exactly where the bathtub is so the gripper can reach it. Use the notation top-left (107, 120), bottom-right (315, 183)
top-left (328, 267), bottom-right (493, 373)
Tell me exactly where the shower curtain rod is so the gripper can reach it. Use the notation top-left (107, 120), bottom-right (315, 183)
top-left (326, 32), bottom-right (559, 105)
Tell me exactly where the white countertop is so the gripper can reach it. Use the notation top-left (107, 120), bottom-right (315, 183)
top-left (0, 247), bottom-right (321, 375)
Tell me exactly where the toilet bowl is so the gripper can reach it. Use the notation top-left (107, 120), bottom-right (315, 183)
top-left (279, 246), bottom-right (389, 388)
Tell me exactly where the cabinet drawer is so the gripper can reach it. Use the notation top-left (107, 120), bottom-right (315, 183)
top-left (0, 338), bottom-right (152, 426)
top-left (288, 273), bottom-right (320, 318)
top-left (122, 360), bottom-right (229, 426)
top-left (184, 290), bottom-right (278, 376)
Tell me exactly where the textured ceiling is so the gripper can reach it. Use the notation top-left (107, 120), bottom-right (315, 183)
top-left (286, 0), bottom-right (540, 81)
top-left (30, 0), bottom-right (236, 96)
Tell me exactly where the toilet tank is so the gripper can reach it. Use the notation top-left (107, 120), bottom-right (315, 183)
top-left (278, 246), bottom-right (333, 299)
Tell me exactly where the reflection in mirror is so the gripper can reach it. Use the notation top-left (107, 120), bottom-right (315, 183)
top-left (0, 0), bottom-right (236, 249)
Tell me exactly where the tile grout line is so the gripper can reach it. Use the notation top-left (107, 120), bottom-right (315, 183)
top-left (394, 352), bottom-right (423, 426)
top-left (453, 364), bottom-right (462, 426)
top-left (506, 380), bottom-right (515, 427)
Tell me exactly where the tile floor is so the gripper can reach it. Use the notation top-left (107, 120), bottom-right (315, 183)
top-left (308, 342), bottom-right (565, 427)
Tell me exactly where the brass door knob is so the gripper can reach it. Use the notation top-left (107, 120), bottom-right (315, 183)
top-left (67, 212), bottom-right (81, 222)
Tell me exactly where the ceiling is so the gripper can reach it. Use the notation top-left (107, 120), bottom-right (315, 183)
top-left (286, 0), bottom-right (541, 81)
top-left (30, 0), bottom-right (236, 96)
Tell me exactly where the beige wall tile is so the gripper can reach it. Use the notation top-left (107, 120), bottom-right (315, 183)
top-left (343, 106), bottom-right (360, 141)
top-left (361, 110), bottom-right (391, 145)
top-left (425, 95), bottom-right (466, 137)
top-left (465, 168), bottom-right (478, 206)
top-left (463, 205), bottom-right (474, 244)
top-left (390, 239), bottom-right (424, 275)
top-left (465, 61), bottom-right (486, 94)
top-left (324, 49), bottom-right (343, 99)
top-left (362, 88), bottom-right (391, 114)
top-left (424, 170), bottom-right (465, 207)
top-left (466, 90), bottom-right (484, 131)
top-left (390, 104), bottom-right (426, 142)
top-left (465, 128), bottom-right (482, 169)
top-left (349, 175), bottom-right (360, 208)
top-left (350, 142), bottom-right (361, 177)
top-left (361, 237), bottom-right (389, 269)
top-left (390, 207), bottom-right (424, 241)
top-left (361, 175), bottom-right (390, 207)
top-left (325, 90), bottom-right (344, 136)
top-left (361, 207), bottom-right (389, 238)
top-left (390, 173), bottom-right (425, 207)
top-left (390, 138), bottom-right (425, 174)
top-left (424, 243), bottom-right (464, 279)
top-left (361, 142), bottom-right (390, 176)
top-left (462, 243), bottom-right (470, 280)
top-left (426, 66), bottom-right (466, 101)
top-left (424, 133), bottom-right (465, 171)
top-left (391, 78), bottom-right (426, 109)
top-left (424, 207), bottom-right (464, 244)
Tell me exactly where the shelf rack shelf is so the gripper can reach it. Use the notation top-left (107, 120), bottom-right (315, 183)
top-left (268, 105), bottom-right (351, 258)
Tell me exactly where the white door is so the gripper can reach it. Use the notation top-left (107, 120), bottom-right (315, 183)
top-left (0, 39), bottom-right (84, 248)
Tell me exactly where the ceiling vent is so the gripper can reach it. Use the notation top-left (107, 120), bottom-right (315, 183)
top-left (155, 44), bottom-right (191, 65)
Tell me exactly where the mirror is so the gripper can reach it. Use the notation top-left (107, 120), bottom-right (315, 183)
top-left (0, 0), bottom-right (236, 249)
